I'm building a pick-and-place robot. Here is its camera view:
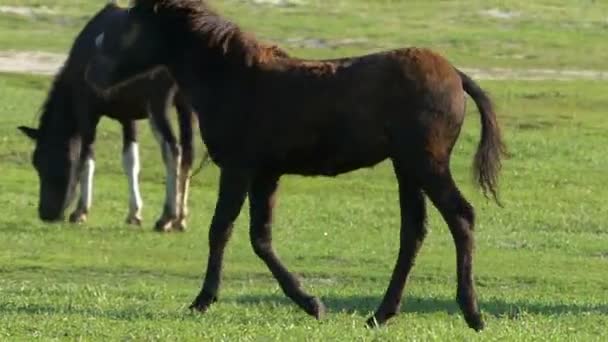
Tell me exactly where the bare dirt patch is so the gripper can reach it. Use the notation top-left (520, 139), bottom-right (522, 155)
top-left (0, 50), bottom-right (606, 81)
top-left (284, 37), bottom-right (370, 49)
top-left (243, 0), bottom-right (307, 7)
top-left (460, 67), bottom-right (608, 81)
top-left (0, 6), bottom-right (56, 17)
top-left (0, 51), bottom-right (65, 76)
top-left (480, 8), bottom-right (520, 20)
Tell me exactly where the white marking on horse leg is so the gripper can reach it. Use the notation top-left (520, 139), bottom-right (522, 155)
top-left (149, 118), bottom-right (181, 231)
top-left (123, 142), bottom-right (143, 225)
top-left (80, 157), bottom-right (95, 211)
top-left (161, 142), bottom-right (181, 219)
top-left (69, 157), bottom-right (95, 223)
top-left (174, 166), bottom-right (191, 231)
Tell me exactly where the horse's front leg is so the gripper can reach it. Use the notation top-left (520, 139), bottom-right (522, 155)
top-left (68, 144), bottom-right (95, 224)
top-left (190, 168), bottom-right (250, 312)
top-left (69, 113), bottom-right (99, 224)
top-left (121, 120), bottom-right (144, 225)
top-left (148, 100), bottom-right (181, 232)
top-left (172, 96), bottom-right (195, 231)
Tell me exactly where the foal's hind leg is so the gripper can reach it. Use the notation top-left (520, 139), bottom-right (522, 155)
top-left (367, 161), bottom-right (427, 327)
top-left (423, 168), bottom-right (484, 331)
top-left (248, 173), bottom-right (326, 319)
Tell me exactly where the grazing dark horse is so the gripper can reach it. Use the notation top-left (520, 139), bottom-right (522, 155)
top-left (18, 1), bottom-right (198, 232)
top-left (87, 0), bottom-right (507, 331)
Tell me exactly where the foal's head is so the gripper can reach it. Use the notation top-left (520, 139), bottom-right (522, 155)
top-left (86, 0), bottom-right (272, 91)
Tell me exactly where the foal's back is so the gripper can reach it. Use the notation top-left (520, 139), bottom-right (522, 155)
top-left (247, 48), bottom-right (465, 176)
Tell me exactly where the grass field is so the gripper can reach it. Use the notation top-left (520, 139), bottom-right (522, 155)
top-left (0, 0), bottom-right (607, 340)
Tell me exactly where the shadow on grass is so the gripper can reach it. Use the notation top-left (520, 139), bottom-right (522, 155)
top-left (1, 294), bottom-right (606, 322)
top-left (232, 294), bottom-right (608, 319)
top-left (0, 302), bottom-right (187, 321)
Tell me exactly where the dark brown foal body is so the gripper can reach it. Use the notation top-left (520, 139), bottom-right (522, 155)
top-left (88, 0), bottom-right (506, 330)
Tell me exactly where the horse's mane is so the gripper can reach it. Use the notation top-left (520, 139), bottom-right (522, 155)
top-left (33, 65), bottom-right (72, 130)
top-left (135, 0), bottom-right (285, 65)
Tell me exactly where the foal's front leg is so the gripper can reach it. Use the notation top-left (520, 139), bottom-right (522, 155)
top-left (248, 173), bottom-right (326, 319)
top-left (190, 168), bottom-right (249, 312)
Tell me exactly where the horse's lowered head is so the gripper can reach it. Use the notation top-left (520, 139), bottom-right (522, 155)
top-left (18, 121), bottom-right (82, 222)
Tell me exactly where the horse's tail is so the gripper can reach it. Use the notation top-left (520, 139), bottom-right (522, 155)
top-left (456, 68), bottom-right (508, 205)
top-left (189, 151), bottom-right (211, 180)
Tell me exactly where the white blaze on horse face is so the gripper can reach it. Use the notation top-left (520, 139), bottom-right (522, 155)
top-left (122, 142), bottom-right (143, 220)
top-left (95, 33), bottom-right (104, 49)
top-left (79, 157), bottom-right (95, 212)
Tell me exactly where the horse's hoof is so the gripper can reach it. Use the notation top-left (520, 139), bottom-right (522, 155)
top-left (301, 296), bottom-right (326, 320)
top-left (125, 216), bottom-right (142, 226)
top-left (172, 218), bottom-right (187, 232)
top-left (154, 217), bottom-right (174, 232)
top-left (69, 211), bottom-right (87, 224)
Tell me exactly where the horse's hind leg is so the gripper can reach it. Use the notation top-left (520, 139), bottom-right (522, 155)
top-left (148, 98), bottom-right (181, 232)
top-left (367, 159), bottom-right (427, 327)
top-left (121, 120), bottom-right (144, 225)
top-left (248, 173), bottom-right (326, 319)
top-left (422, 167), bottom-right (484, 331)
top-left (172, 96), bottom-right (194, 231)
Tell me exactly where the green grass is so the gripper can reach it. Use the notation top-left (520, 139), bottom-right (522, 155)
top-left (1, 0), bottom-right (608, 340)
top-left (0, 0), bottom-right (607, 69)
top-left (1, 73), bottom-right (607, 340)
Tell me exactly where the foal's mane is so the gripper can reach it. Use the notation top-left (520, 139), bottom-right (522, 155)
top-left (136, 0), bottom-right (283, 65)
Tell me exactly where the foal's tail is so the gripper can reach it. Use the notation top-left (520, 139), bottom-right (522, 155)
top-left (456, 68), bottom-right (508, 205)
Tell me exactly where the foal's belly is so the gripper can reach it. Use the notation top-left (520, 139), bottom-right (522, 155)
top-left (275, 128), bottom-right (389, 177)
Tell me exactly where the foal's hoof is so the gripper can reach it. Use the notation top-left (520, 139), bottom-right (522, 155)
top-left (464, 313), bottom-right (485, 332)
top-left (125, 216), bottom-right (142, 226)
top-left (365, 312), bottom-right (394, 328)
top-left (189, 293), bottom-right (218, 313)
top-left (69, 211), bottom-right (87, 224)
top-left (301, 297), bottom-right (326, 320)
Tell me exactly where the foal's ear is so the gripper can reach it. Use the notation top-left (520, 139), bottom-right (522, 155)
top-left (18, 126), bottom-right (39, 140)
